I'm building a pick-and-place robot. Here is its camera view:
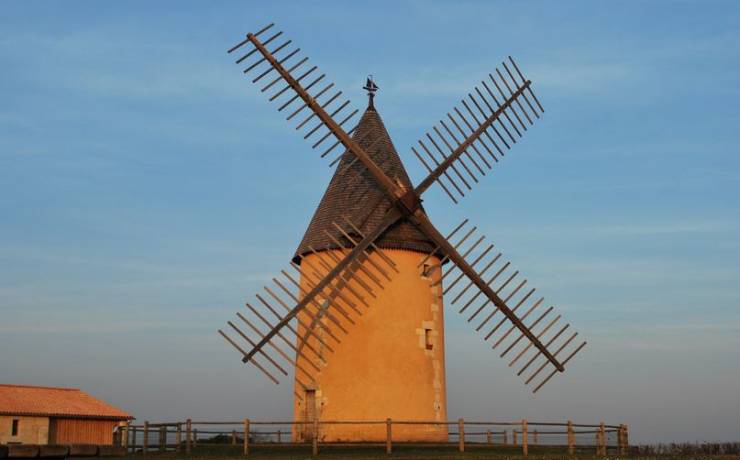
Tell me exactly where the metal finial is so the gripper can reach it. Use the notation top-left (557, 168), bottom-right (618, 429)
top-left (363, 75), bottom-right (379, 110)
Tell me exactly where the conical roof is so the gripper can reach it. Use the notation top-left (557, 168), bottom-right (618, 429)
top-left (294, 105), bottom-right (436, 263)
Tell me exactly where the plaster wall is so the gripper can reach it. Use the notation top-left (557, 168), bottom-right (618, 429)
top-left (0, 416), bottom-right (49, 444)
top-left (292, 249), bottom-right (448, 442)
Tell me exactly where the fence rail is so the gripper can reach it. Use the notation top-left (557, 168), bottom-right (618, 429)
top-left (115, 418), bottom-right (628, 457)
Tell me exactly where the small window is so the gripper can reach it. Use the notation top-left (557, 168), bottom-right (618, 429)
top-left (424, 328), bottom-right (434, 350)
top-left (11, 419), bottom-right (19, 436)
top-left (422, 264), bottom-right (432, 278)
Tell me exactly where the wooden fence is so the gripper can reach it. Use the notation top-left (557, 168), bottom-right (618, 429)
top-left (116, 418), bottom-right (628, 457)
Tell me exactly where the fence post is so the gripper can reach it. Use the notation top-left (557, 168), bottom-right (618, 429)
top-left (486, 429), bottom-right (492, 445)
top-left (623, 424), bottom-right (629, 453)
top-left (567, 420), bottom-right (574, 455)
top-left (522, 419), bottom-right (528, 457)
top-left (312, 418), bottom-right (319, 456)
top-left (131, 426), bottom-right (137, 454)
top-left (186, 419), bottom-right (192, 454)
top-left (503, 429), bottom-right (508, 446)
top-left (232, 430), bottom-right (237, 446)
top-left (534, 429), bottom-right (539, 445)
top-left (386, 418), bottom-right (392, 454)
top-left (123, 421), bottom-right (130, 450)
top-left (458, 418), bottom-right (465, 453)
top-left (277, 430), bottom-right (282, 444)
top-left (159, 426), bottom-right (166, 452)
top-left (143, 421), bottom-right (149, 455)
top-left (176, 423), bottom-right (182, 452)
top-left (243, 419), bottom-right (250, 456)
top-left (193, 429), bottom-right (198, 448)
top-left (598, 422), bottom-right (606, 456)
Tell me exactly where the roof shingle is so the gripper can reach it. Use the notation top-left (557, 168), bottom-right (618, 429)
top-left (0, 384), bottom-right (132, 420)
top-left (294, 105), bottom-right (437, 262)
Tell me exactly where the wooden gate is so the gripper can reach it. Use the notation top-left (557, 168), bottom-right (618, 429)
top-left (48, 418), bottom-right (118, 444)
top-left (303, 390), bottom-right (316, 441)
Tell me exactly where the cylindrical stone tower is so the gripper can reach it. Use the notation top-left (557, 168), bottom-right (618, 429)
top-left (291, 103), bottom-right (448, 442)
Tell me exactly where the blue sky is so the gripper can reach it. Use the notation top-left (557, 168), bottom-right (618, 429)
top-left (1, 1), bottom-right (739, 443)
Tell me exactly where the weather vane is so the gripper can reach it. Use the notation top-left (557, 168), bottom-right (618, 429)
top-left (363, 75), bottom-right (379, 108)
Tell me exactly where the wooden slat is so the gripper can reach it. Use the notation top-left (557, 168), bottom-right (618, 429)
top-left (49, 419), bottom-right (118, 445)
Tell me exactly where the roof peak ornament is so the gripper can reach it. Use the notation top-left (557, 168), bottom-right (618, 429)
top-left (363, 75), bottom-right (379, 110)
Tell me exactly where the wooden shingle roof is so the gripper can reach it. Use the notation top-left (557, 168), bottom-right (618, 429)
top-left (294, 105), bottom-right (436, 263)
top-left (0, 384), bottom-right (132, 420)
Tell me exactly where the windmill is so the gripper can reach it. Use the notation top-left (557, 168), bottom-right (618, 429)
top-left (219, 23), bottom-right (587, 442)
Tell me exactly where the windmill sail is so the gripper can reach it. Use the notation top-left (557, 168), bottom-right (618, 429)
top-left (412, 57), bottom-right (544, 203)
top-left (422, 218), bottom-right (587, 392)
top-left (219, 213), bottom-right (400, 388)
top-left (229, 24), bottom-right (364, 166)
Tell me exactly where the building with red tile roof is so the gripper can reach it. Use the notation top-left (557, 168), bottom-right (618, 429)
top-left (0, 384), bottom-right (132, 445)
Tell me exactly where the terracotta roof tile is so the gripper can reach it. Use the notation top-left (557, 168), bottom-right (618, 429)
top-left (0, 384), bottom-right (132, 420)
top-left (294, 105), bottom-right (437, 262)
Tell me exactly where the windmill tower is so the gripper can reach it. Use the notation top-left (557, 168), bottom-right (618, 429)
top-left (292, 83), bottom-right (448, 441)
top-left (219, 23), bottom-right (588, 443)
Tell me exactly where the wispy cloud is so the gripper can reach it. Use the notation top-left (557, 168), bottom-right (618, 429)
top-left (0, 32), bottom-right (252, 103)
top-left (495, 218), bottom-right (739, 238)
